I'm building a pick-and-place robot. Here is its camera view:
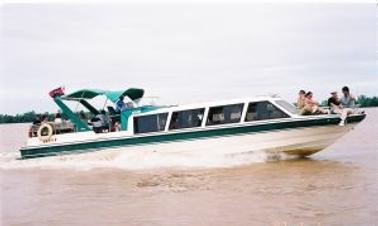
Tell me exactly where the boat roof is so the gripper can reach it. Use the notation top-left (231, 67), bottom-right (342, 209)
top-left (61, 88), bottom-right (144, 103)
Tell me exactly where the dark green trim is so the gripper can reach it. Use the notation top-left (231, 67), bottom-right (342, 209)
top-left (61, 88), bottom-right (145, 102)
top-left (20, 114), bottom-right (366, 159)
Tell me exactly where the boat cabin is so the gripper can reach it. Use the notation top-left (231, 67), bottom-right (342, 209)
top-left (30, 87), bottom-right (299, 140)
top-left (130, 97), bottom-right (298, 135)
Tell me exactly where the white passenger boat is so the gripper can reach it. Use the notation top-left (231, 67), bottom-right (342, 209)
top-left (20, 87), bottom-right (366, 159)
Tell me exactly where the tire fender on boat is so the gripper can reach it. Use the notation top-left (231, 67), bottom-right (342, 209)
top-left (37, 123), bottom-right (54, 142)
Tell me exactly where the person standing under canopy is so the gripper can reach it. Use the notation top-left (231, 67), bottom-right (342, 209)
top-left (115, 95), bottom-right (135, 113)
top-left (92, 110), bottom-right (110, 133)
top-left (115, 95), bottom-right (127, 113)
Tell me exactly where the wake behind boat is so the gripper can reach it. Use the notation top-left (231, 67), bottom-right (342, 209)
top-left (20, 87), bottom-right (366, 159)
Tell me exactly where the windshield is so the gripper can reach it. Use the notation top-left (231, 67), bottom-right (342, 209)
top-left (275, 100), bottom-right (299, 115)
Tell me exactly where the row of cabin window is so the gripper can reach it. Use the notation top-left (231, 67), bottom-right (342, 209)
top-left (133, 101), bottom-right (289, 134)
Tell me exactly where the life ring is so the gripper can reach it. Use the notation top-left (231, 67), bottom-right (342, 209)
top-left (37, 123), bottom-right (54, 142)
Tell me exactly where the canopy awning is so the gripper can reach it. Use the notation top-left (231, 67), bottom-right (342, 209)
top-left (61, 88), bottom-right (145, 103)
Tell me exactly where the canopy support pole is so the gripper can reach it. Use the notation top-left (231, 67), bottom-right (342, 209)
top-left (121, 110), bottom-right (132, 131)
top-left (79, 99), bottom-right (100, 115)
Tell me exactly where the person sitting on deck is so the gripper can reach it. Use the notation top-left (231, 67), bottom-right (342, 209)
top-left (92, 110), bottom-right (110, 133)
top-left (297, 90), bottom-right (306, 114)
top-left (41, 114), bottom-right (49, 123)
top-left (328, 91), bottom-right (353, 126)
top-left (303, 91), bottom-right (329, 115)
top-left (54, 112), bottom-right (63, 124)
top-left (113, 121), bottom-right (121, 132)
top-left (340, 86), bottom-right (356, 108)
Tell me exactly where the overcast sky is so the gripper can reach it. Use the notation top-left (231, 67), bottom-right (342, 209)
top-left (0, 3), bottom-right (376, 114)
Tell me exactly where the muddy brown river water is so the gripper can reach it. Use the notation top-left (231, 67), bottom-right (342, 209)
top-left (1, 108), bottom-right (377, 226)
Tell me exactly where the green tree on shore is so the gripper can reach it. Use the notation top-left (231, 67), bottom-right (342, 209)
top-left (0, 111), bottom-right (57, 124)
top-left (320, 95), bottom-right (378, 107)
top-left (357, 95), bottom-right (378, 107)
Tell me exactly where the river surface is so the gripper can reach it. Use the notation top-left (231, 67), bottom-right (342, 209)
top-left (1, 108), bottom-right (377, 226)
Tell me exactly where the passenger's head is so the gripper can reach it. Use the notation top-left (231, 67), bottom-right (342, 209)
top-left (119, 95), bottom-right (124, 101)
top-left (299, 90), bottom-right (306, 96)
top-left (100, 109), bottom-right (106, 115)
top-left (305, 91), bottom-right (313, 98)
top-left (41, 114), bottom-right (49, 122)
top-left (342, 86), bottom-right (350, 96)
top-left (331, 91), bottom-right (338, 98)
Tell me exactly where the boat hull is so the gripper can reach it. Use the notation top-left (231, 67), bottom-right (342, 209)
top-left (103, 124), bottom-right (355, 158)
top-left (20, 114), bottom-right (366, 159)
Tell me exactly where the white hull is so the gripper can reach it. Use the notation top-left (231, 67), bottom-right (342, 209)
top-left (97, 124), bottom-right (355, 158)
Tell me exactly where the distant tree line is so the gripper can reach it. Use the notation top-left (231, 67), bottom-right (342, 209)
top-left (357, 95), bottom-right (378, 107)
top-left (0, 111), bottom-right (53, 124)
top-left (0, 111), bottom-right (92, 124)
top-left (1, 95), bottom-right (377, 124)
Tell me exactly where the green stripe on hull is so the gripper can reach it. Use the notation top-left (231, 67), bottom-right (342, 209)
top-left (20, 115), bottom-right (366, 159)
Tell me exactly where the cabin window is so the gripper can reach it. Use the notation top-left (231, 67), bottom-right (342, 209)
top-left (275, 100), bottom-right (299, 115)
top-left (206, 104), bottom-right (244, 126)
top-left (169, 108), bottom-right (205, 130)
top-left (245, 101), bottom-right (289, 121)
top-left (133, 113), bottom-right (168, 134)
